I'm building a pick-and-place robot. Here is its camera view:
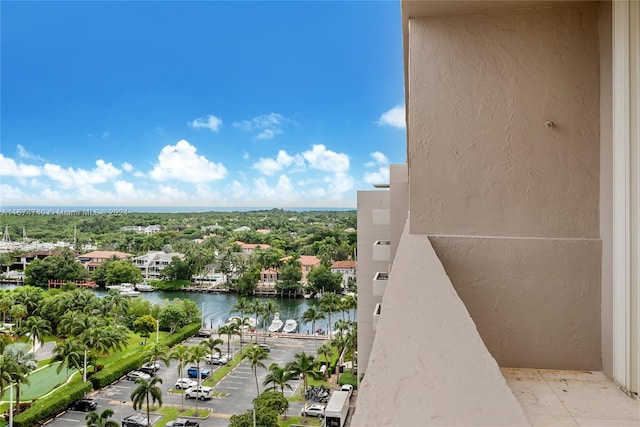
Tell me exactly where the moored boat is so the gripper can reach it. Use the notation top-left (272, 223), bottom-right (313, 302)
top-left (268, 313), bottom-right (284, 333)
top-left (283, 319), bottom-right (298, 333)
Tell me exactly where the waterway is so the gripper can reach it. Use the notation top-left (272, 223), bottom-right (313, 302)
top-left (1, 284), bottom-right (353, 333)
top-left (96, 289), bottom-right (346, 333)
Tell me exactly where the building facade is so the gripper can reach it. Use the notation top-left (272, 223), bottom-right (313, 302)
top-left (354, 1), bottom-right (639, 425)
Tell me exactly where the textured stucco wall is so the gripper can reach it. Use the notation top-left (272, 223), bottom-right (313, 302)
top-left (431, 235), bottom-right (602, 370)
top-left (406, 4), bottom-right (603, 370)
top-left (352, 224), bottom-right (529, 426)
top-left (409, 4), bottom-right (600, 238)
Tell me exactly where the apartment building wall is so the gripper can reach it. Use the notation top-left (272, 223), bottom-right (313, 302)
top-left (407, 3), bottom-right (602, 369)
top-left (356, 191), bottom-right (390, 374)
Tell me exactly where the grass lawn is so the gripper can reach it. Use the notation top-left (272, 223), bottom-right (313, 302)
top-left (279, 415), bottom-right (322, 426)
top-left (3, 362), bottom-right (77, 401)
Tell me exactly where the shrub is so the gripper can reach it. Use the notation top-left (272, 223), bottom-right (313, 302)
top-left (13, 381), bottom-right (92, 427)
top-left (338, 371), bottom-right (357, 389)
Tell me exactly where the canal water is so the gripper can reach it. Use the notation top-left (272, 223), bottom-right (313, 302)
top-left (98, 289), bottom-right (345, 333)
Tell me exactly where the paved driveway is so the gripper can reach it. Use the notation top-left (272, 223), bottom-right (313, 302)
top-left (45, 336), bottom-right (327, 427)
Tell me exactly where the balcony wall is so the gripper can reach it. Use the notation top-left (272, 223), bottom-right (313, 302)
top-left (351, 221), bottom-right (529, 426)
top-left (372, 272), bottom-right (388, 296)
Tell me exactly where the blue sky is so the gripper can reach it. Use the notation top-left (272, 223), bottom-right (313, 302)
top-left (1, 1), bottom-right (406, 209)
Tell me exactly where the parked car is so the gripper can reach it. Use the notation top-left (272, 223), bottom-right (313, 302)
top-left (125, 370), bottom-right (151, 381)
top-left (205, 353), bottom-right (228, 365)
top-left (174, 378), bottom-right (197, 389)
top-left (186, 366), bottom-right (211, 378)
top-left (70, 398), bottom-right (97, 412)
top-left (184, 386), bottom-right (213, 400)
top-left (301, 403), bottom-right (326, 417)
top-left (194, 330), bottom-right (211, 338)
top-left (138, 363), bottom-right (159, 375)
top-left (257, 343), bottom-right (271, 352)
top-left (122, 413), bottom-right (148, 427)
top-left (165, 418), bottom-right (200, 427)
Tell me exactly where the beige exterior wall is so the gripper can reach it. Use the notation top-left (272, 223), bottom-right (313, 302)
top-left (356, 190), bottom-right (390, 374)
top-left (352, 222), bottom-right (529, 426)
top-left (406, 3), bottom-right (603, 370)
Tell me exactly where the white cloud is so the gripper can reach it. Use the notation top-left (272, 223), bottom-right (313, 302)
top-left (42, 159), bottom-right (121, 188)
top-left (364, 167), bottom-right (390, 184)
top-left (0, 154), bottom-right (41, 178)
top-left (16, 144), bottom-right (46, 162)
top-left (326, 172), bottom-right (354, 193)
top-left (189, 115), bottom-right (223, 132)
top-left (377, 105), bottom-right (406, 129)
top-left (149, 139), bottom-right (227, 183)
top-left (233, 113), bottom-right (291, 140)
top-left (302, 144), bottom-right (349, 173)
top-left (122, 162), bottom-right (133, 172)
top-left (365, 151), bottom-right (389, 167)
top-left (252, 150), bottom-right (304, 176)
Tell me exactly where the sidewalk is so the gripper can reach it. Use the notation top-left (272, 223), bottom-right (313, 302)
top-left (34, 341), bottom-right (56, 361)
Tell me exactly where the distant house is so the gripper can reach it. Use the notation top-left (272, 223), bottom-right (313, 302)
top-left (77, 250), bottom-right (133, 272)
top-left (120, 225), bottom-right (161, 234)
top-left (299, 255), bottom-right (321, 284)
top-left (235, 241), bottom-right (271, 256)
top-left (13, 250), bottom-right (62, 271)
top-left (259, 268), bottom-right (279, 288)
top-left (330, 260), bottom-right (357, 289)
top-left (256, 229), bottom-right (271, 234)
top-left (132, 251), bottom-right (184, 281)
top-left (233, 226), bottom-right (252, 233)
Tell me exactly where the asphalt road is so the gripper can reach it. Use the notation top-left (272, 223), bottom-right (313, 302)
top-left (44, 335), bottom-right (327, 427)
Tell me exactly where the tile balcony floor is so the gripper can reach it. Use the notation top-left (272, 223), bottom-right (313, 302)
top-left (502, 368), bottom-right (640, 426)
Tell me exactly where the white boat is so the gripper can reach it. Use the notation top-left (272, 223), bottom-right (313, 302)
top-left (106, 283), bottom-right (140, 297)
top-left (268, 313), bottom-right (284, 333)
top-left (135, 283), bottom-right (155, 292)
top-left (283, 319), bottom-right (298, 333)
top-left (227, 316), bottom-right (257, 330)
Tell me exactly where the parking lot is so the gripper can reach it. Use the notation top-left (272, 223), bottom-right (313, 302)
top-left (46, 335), bottom-right (326, 427)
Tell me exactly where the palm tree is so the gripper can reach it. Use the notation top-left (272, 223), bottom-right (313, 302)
top-left (263, 362), bottom-right (295, 395)
top-left (202, 337), bottom-right (224, 364)
top-left (85, 408), bottom-right (119, 427)
top-left (130, 376), bottom-right (163, 427)
top-left (217, 324), bottom-right (234, 359)
top-left (285, 352), bottom-right (321, 411)
top-left (187, 344), bottom-right (209, 416)
top-left (317, 343), bottom-right (334, 370)
top-left (232, 316), bottom-right (250, 346)
top-left (0, 355), bottom-right (17, 400)
top-left (21, 315), bottom-right (51, 350)
top-left (144, 342), bottom-right (169, 367)
top-left (52, 338), bottom-right (83, 376)
top-left (168, 344), bottom-right (190, 411)
top-left (262, 300), bottom-right (279, 343)
top-left (301, 306), bottom-right (325, 349)
top-left (242, 346), bottom-right (268, 396)
top-left (319, 293), bottom-right (341, 339)
top-left (341, 294), bottom-right (357, 323)
top-left (231, 297), bottom-right (252, 322)
top-left (251, 300), bottom-right (265, 343)
top-left (4, 343), bottom-right (37, 414)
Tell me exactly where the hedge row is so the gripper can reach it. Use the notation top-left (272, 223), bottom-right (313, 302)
top-left (13, 381), bottom-right (92, 427)
top-left (338, 371), bottom-right (357, 389)
top-left (14, 322), bottom-right (202, 426)
top-left (89, 322), bottom-right (201, 389)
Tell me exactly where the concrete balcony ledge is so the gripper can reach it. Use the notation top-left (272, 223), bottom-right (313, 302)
top-left (372, 240), bottom-right (391, 261)
top-left (352, 222), bottom-right (529, 426)
top-left (373, 272), bottom-right (388, 296)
